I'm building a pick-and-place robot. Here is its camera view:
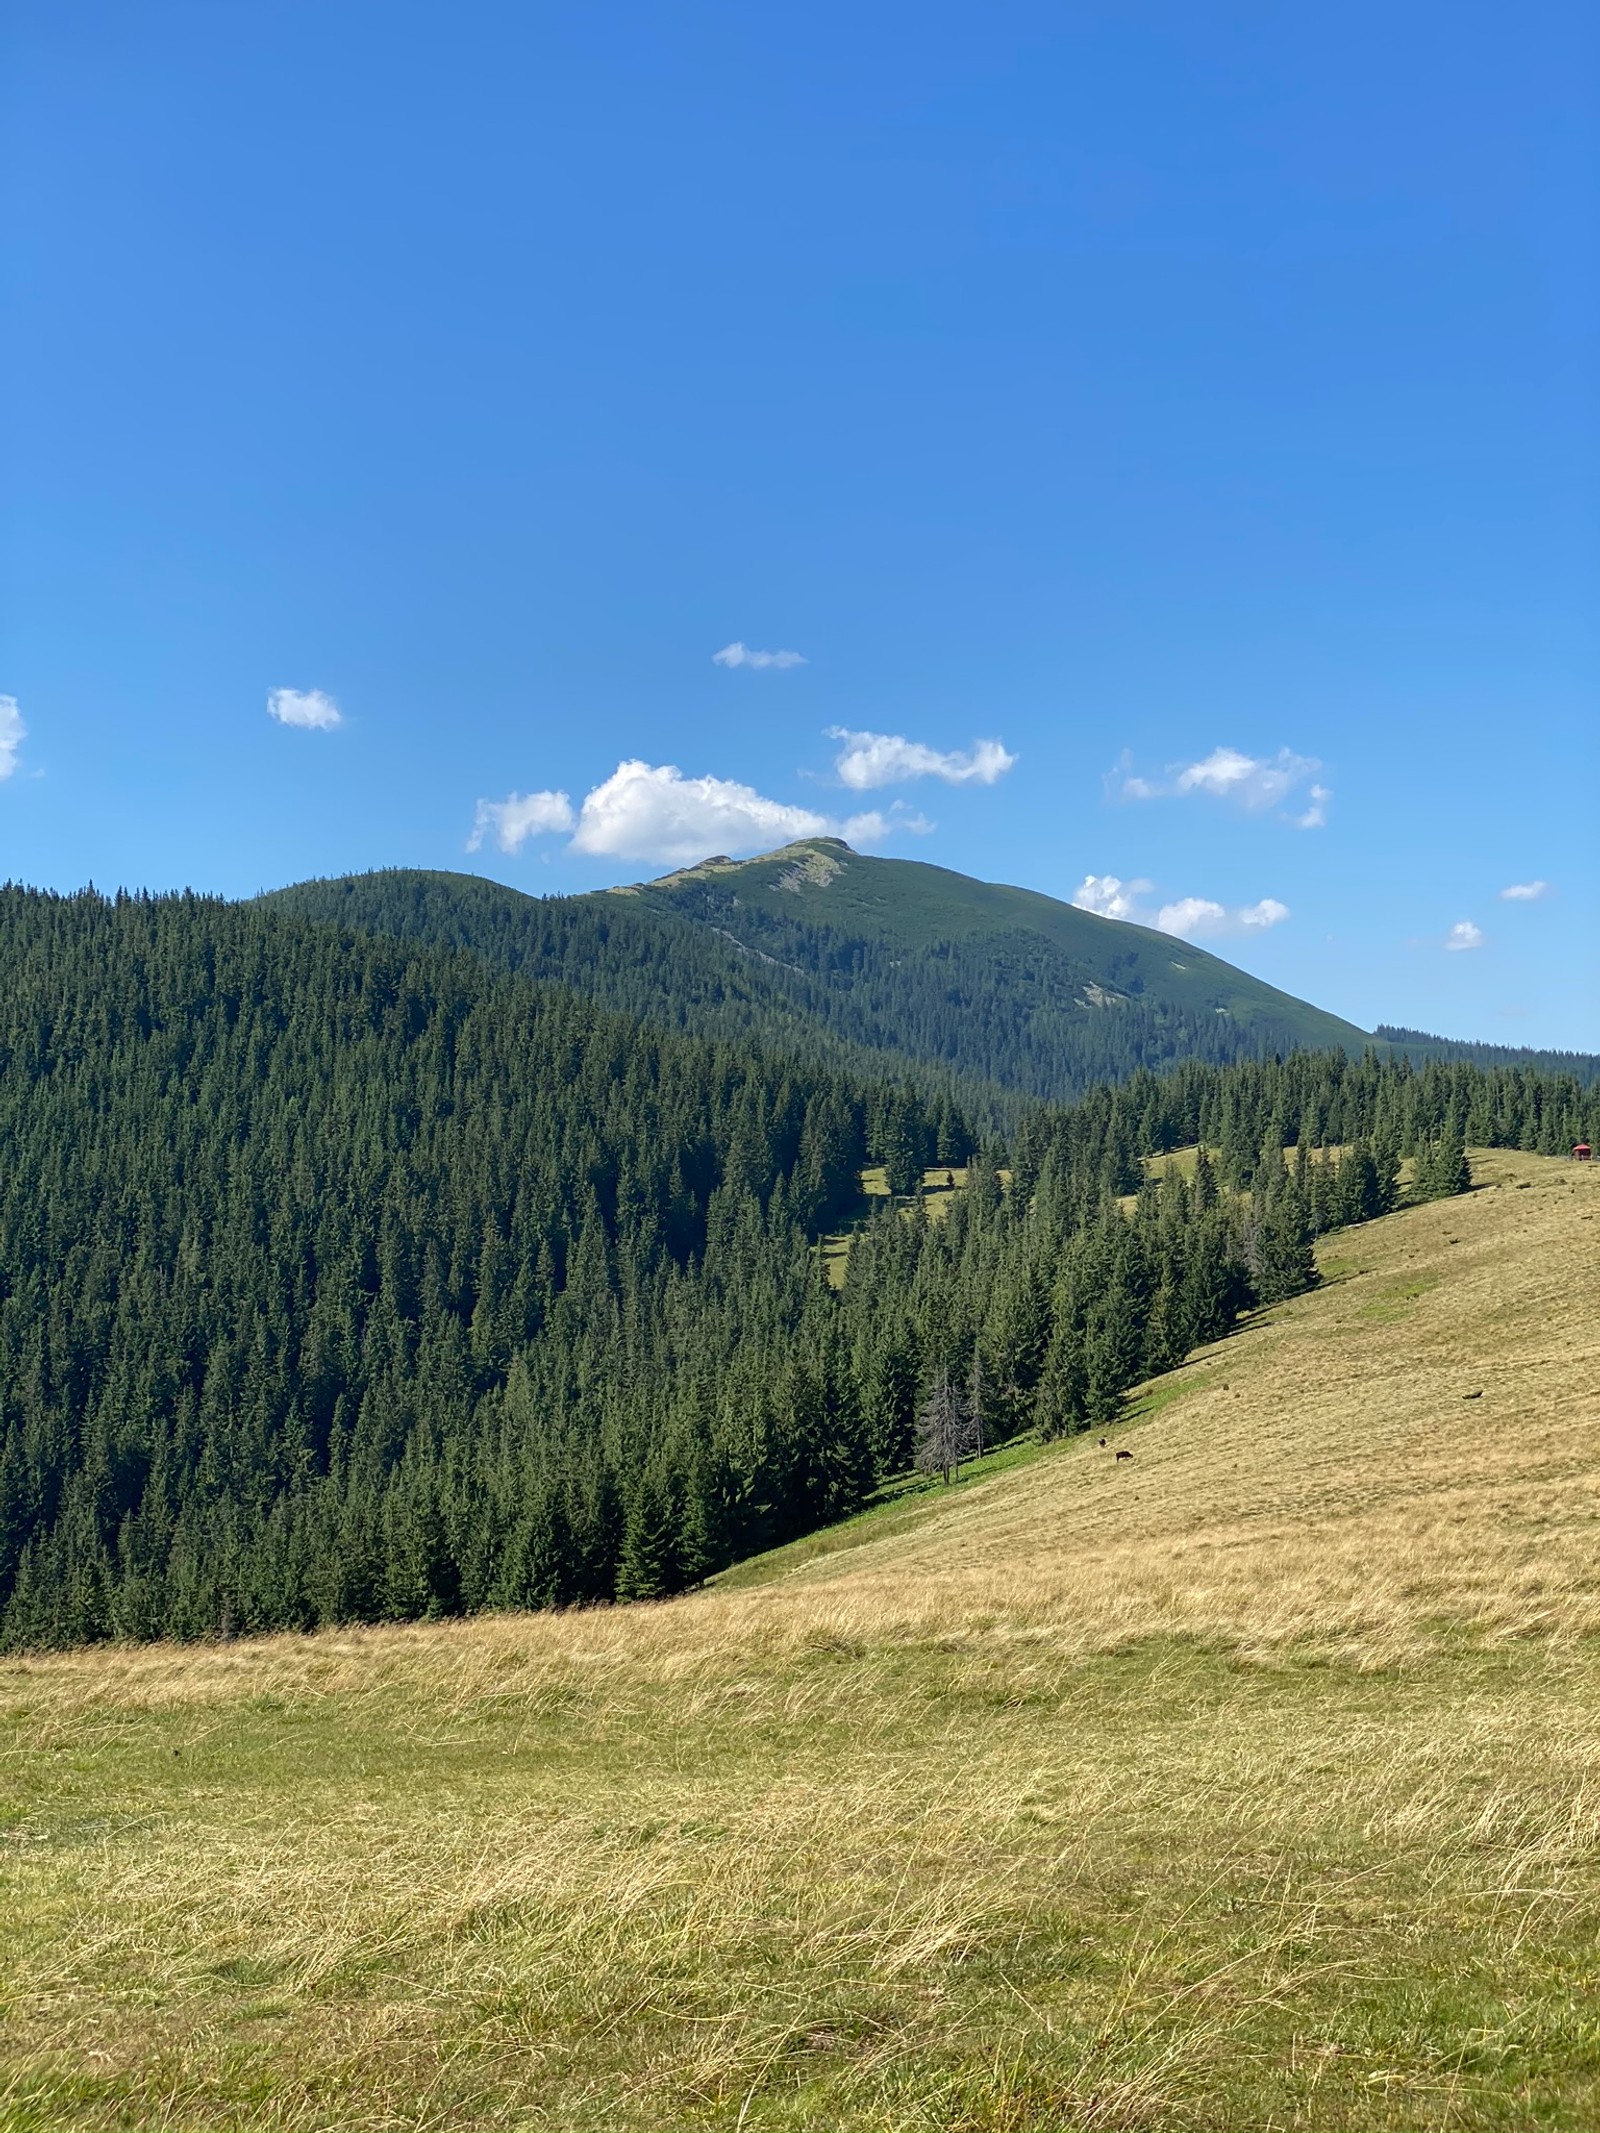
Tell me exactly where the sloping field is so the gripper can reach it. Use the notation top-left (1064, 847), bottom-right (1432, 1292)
top-left (2, 1152), bottom-right (1598, 2131)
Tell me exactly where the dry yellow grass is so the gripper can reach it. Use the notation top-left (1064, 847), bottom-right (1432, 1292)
top-left (2, 1149), bottom-right (1598, 2130)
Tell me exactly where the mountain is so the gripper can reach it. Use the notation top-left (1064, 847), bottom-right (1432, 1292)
top-left (268, 839), bottom-right (1373, 1111)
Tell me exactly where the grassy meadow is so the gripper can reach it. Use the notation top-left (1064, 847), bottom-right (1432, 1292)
top-left (2, 1149), bottom-right (1598, 2130)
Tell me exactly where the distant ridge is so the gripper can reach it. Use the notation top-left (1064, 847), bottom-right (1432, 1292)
top-left (1373, 1025), bottom-right (1600, 1083)
top-left (265, 841), bottom-right (1600, 1107)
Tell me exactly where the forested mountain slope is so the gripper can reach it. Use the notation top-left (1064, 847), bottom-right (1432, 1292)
top-left (272, 844), bottom-right (1600, 1107)
top-left (267, 841), bottom-right (1369, 1108)
top-left (2, 883), bottom-right (1594, 1651)
top-left (614, 836), bottom-right (1369, 1058)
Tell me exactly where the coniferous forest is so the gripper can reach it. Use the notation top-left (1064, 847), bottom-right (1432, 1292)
top-left (268, 865), bottom-right (1353, 1116)
top-left (1, 885), bottom-right (1594, 1650)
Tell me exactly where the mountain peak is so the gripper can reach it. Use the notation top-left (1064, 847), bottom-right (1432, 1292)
top-left (619, 836), bottom-right (856, 897)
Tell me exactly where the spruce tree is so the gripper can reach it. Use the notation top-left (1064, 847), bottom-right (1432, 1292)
top-left (1254, 1182), bottom-right (1318, 1305)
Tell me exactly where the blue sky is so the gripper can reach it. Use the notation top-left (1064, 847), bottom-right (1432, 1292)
top-left (3, 1), bottom-right (1596, 1047)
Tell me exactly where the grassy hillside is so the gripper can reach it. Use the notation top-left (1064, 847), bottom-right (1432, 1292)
top-left (4, 1150), bottom-right (1598, 2129)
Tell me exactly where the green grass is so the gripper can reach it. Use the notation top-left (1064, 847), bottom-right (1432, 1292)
top-left (711, 1434), bottom-right (1051, 1593)
top-left (1358, 1269), bottom-right (1444, 1322)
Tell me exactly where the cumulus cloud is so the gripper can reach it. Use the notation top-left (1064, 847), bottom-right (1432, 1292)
top-left (1499, 880), bottom-right (1549, 901)
top-left (1156, 895), bottom-right (1291, 941)
top-left (1115, 745), bottom-right (1327, 825)
top-left (1445, 920), bottom-right (1484, 952)
top-left (827, 728), bottom-right (1016, 791)
top-left (1073, 872), bottom-right (1290, 940)
top-left (711, 642), bottom-right (806, 671)
top-left (1155, 897), bottom-right (1230, 939)
top-left (468, 789), bottom-right (576, 854)
top-left (569, 760), bottom-right (828, 862)
top-left (267, 687), bottom-right (342, 731)
top-left (1238, 898), bottom-right (1291, 929)
top-left (469, 759), bottom-right (937, 866)
top-left (0, 695), bottom-right (26, 780)
top-left (1071, 874), bottom-right (1153, 921)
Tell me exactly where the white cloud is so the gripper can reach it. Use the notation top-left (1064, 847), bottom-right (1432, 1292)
top-left (1499, 880), bottom-right (1549, 901)
top-left (1445, 920), bottom-right (1484, 952)
top-left (838, 807), bottom-right (935, 847)
top-left (1073, 872), bottom-right (1290, 940)
top-left (711, 642), bottom-right (807, 671)
top-left (468, 789), bottom-right (576, 854)
top-left (267, 686), bottom-right (342, 731)
top-left (1176, 746), bottom-right (1316, 809)
top-left (1238, 898), bottom-right (1291, 929)
top-left (469, 760), bottom-right (939, 866)
top-left (827, 727), bottom-right (1016, 791)
top-left (570, 759), bottom-right (828, 862)
top-left (0, 695), bottom-right (26, 780)
top-left (1155, 896), bottom-right (1230, 939)
top-left (1071, 874), bottom-right (1153, 921)
top-left (1116, 745), bottom-right (1327, 824)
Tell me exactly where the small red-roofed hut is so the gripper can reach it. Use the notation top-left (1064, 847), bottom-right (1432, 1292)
top-left (1574, 1143), bottom-right (1592, 1162)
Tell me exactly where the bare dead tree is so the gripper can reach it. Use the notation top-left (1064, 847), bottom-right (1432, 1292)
top-left (914, 1366), bottom-right (960, 1484)
top-left (915, 1363), bottom-right (982, 1484)
top-left (966, 1351), bottom-right (988, 1461)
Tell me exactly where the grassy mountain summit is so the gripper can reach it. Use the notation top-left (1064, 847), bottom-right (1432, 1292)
top-left (613, 833), bottom-right (1367, 1046)
top-left (270, 839), bottom-right (1370, 1108)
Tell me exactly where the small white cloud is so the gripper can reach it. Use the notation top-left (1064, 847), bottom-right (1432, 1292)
top-left (1075, 871), bottom-right (1290, 940)
top-left (840, 806), bottom-right (935, 847)
top-left (1156, 896), bottom-right (1230, 940)
top-left (0, 695), bottom-right (26, 780)
top-left (1445, 920), bottom-right (1484, 952)
top-left (1499, 880), bottom-right (1549, 901)
top-left (1176, 746), bottom-right (1315, 810)
top-left (712, 642), bottom-right (807, 671)
top-left (827, 727), bottom-right (1016, 791)
top-left (267, 686), bottom-right (342, 731)
top-left (468, 789), bottom-right (576, 854)
top-left (1072, 874), bottom-right (1153, 921)
top-left (1238, 898), bottom-right (1291, 929)
top-left (1117, 745), bottom-right (1326, 823)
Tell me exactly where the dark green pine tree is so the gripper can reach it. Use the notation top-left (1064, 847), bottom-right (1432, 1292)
top-left (1253, 1180), bottom-right (1319, 1305)
top-left (1336, 1142), bottom-right (1384, 1225)
top-left (1414, 1129), bottom-right (1472, 1201)
top-left (614, 1468), bottom-right (682, 1602)
top-left (880, 1091), bottom-right (930, 1198)
top-left (1083, 1281), bottom-right (1143, 1424)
